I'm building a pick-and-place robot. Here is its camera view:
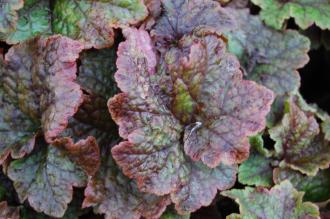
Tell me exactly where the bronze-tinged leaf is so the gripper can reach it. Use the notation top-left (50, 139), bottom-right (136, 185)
top-left (109, 27), bottom-right (272, 214)
top-left (222, 180), bottom-right (320, 219)
top-left (269, 99), bottom-right (330, 176)
top-left (0, 201), bottom-right (20, 219)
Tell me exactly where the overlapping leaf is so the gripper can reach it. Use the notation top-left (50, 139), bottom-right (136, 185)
top-left (225, 9), bottom-right (310, 95)
top-left (150, 0), bottom-right (235, 51)
top-left (269, 99), bottom-right (330, 176)
top-left (0, 35), bottom-right (84, 163)
top-left (0, 0), bottom-right (23, 33)
top-left (7, 141), bottom-right (87, 218)
top-left (274, 168), bottom-right (330, 202)
top-left (0, 0), bottom-right (51, 44)
top-left (52, 0), bottom-right (148, 49)
top-left (109, 27), bottom-right (273, 214)
top-left (83, 148), bottom-right (170, 219)
top-left (251, 0), bottom-right (330, 30)
top-left (222, 180), bottom-right (320, 219)
top-left (0, 201), bottom-right (20, 219)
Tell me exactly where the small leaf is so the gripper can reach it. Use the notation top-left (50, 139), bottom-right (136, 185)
top-left (0, 0), bottom-right (51, 44)
top-left (8, 141), bottom-right (87, 218)
top-left (222, 180), bottom-right (320, 219)
top-left (274, 168), bottom-right (330, 202)
top-left (0, 0), bottom-right (24, 33)
top-left (269, 99), bottom-right (330, 176)
top-left (251, 0), bottom-right (330, 30)
top-left (238, 152), bottom-right (273, 187)
top-left (0, 201), bottom-right (20, 219)
top-left (225, 8), bottom-right (310, 95)
top-left (52, 0), bottom-right (148, 49)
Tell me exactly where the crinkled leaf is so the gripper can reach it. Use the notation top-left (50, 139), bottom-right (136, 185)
top-left (109, 27), bottom-right (272, 213)
top-left (165, 30), bottom-right (274, 167)
top-left (222, 180), bottom-right (320, 219)
top-left (78, 47), bottom-right (118, 98)
top-left (52, 0), bottom-right (148, 49)
top-left (160, 209), bottom-right (190, 219)
top-left (0, 0), bottom-right (23, 33)
top-left (0, 0), bottom-right (51, 44)
top-left (225, 9), bottom-right (310, 95)
top-left (274, 168), bottom-right (330, 202)
top-left (83, 148), bottom-right (170, 219)
top-left (269, 99), bottom-right (330, 176)
top-left (251, 0), bottom-right (330, 30)
top-left (238, 152), bottom-right (273, 187)
top-left (7, 142), bottom-right (87, 218)
top-left (2, 35), bottom-right (84, 143)
top-left (0, 201), bottom-right (20, 219)
top-left (151, 0), bottom-right (235, 50)
top-left (221, 0), bottom-right (249, 8)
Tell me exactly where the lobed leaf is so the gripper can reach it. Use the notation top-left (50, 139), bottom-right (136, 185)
top-left (269, 99), bottom-right (330, 176)
top-left (52, 0), bottom-right (148, 49)
top-left (274, 168), bottom-right (330, 202)
top-left (222, 180), bottom-right (320, 219)
top-left (109, 27), bottom-right (272, 214)
top-left (225, 9), bottom-right (310, 95)
top-left (0, 0), bottom-right (51, 44)
top-left (251, 0), bottom-right (330, 30)
top-left (7, 142), bottom-right (87, 218)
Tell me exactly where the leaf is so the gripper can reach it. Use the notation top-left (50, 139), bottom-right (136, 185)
top-left (7, 141), bottom-right (87, 218)
top-left (160, 210), bottom-right (190, 219)
top-left (269, 99), bottom-right (330, 176)
top-left (2, 35), bottom-right (84, 143)
top-left (83, 148), bottom-right (170, 219)
top-left (0, 0), bottom-right (51, 44)
top-left (238, 152), bottom-right (273, 187)
top-left (109, 27), bottom-right (272, 213)
top-left (222, 180), bottom-right (320, 219)
top-left (0, 201), bottom-right (20, 219)
top-left (52, 0), bottom-right (148, 49)
top-left (251, 0), bottom-right (330, 30)
top-left (0, 0), bottom-right (24, 33)
top-left (151, 0), bottom-right (235, 51)
top-left (78, 47), bottom-right (118, 98)
top-left (225, 8), bottom-right (310, 95)
top-left (274, 168), bottom-right (330, 202)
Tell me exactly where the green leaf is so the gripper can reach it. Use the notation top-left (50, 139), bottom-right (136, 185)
top-left (0, 0), bottom-right (51, 44)
top-left (251, 0), bottom-right (330, 30)
top-left (225, 8), bottom-right (310, 95)
top-left (238, 152), bottom-right (273, 187)
top-left (52, 0), bottom-right (148, 49)
top-left (0, 0), bottom-right (24, 33)
top-left (274, 168), bottom-right (330, 202)
top-left (269, 98), bottom-right (330, 176)
top-left (8, 143), bottom-right (87, 218)
top-left (222, 181), bottom-right (320, 219)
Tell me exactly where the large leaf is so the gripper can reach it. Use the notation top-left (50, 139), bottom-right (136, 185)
top-left (151, 0), bottom-right (235, 51)
top-left (0, 0), bottom-right (51, 44)
top-left (274, 168), bottom-right (330, 202)
top-left (225, 9), bottom-right (310, 95)
top-left (0, 0), bottom-right (23, 33)
top-left (0, 35), bottom-right (84, 164)
top-left (83, 148), bottom-right (170, 219)
top-left (0, 201), bottom-right (20, 219)
top-left (52, 0), bottom-right (148, 49)
top-left (269, 99), bottom-right (330, 176)
top-left (251, 0), bottom-right (330, 30)
top-left (222, 180), bottom-right (320, 219)
top-left (7, 141), bottom-right (87, 218)
top-left (109, 27), bottom-right (272, 214)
